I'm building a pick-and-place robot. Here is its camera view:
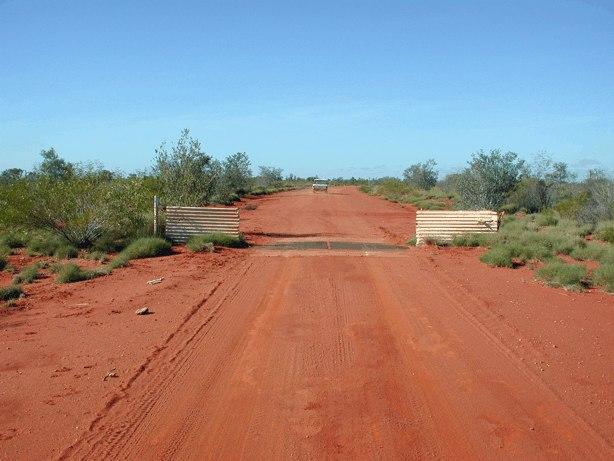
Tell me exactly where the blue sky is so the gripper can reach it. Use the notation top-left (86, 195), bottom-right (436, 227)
top-left (1, 0), bottom-right (613, 178)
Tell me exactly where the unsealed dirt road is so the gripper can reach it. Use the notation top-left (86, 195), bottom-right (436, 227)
top-left (1, 187), bottom-right (613, 459)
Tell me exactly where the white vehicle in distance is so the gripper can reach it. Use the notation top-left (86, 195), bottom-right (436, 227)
top-left (312, 178), bottom-right (328, 192)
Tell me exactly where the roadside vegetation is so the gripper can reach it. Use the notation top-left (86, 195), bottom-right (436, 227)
top-left (187, 233), bottom-right (248, 252)
top-left (360, 150), bottom-right (613, 294)
top-left (0, 130), bottom-right (306, 301)
top-left (436, 151), bottom-right (613, 292)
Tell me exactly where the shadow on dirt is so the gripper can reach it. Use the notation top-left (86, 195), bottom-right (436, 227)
top-left (247, 232), bottom-right (340, 238)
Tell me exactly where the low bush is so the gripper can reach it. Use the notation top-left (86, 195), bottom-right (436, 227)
top-left (187, 233), bottom-right (247, 249)
top-left (0, 284), bottom-right (22, 301)
top-left (536, 261), bottom-right (589, 291)
top-left (593, 263), bottom-right (614, 293)
top-left (26, 234), bottom-right (64, 256)
top-left (186, 237), bottom-right (215, 253)
top-left (480, 246), bottom-right (515, 268)
top-left (13, 264), bottom-right (40, 284)
top-left (407, 235), bottom-right (417, 246)
top-left (569, 242), bottom-right (607, 261)
top-left (596, 226), bottom-right (614, 243)
top-left (0, 256), bottom-right (6, 271)
top-left (91, 232), bottom-right (130, 253)
top-left (54, 245), bottom-right (78, 259)
top-left (84, 250), bottom-right (108, 262)
top-left (117, 237), bottom-right (172, 259)
top-left (535, 211), bottom-right (559, 227)
top-left (56, 263), bottom-right (103, 284)
top-left (0, 231), bottom-right (26, 248)
top-left (423, 236), bottom-right (449, 246)
top-left (451, 233), bottom-right (493, 247)
top-left (108, 237), bottom-right (172, 269)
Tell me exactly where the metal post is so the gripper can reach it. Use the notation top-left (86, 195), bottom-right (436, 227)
top-left (153, 195), bottom-right (159, 236)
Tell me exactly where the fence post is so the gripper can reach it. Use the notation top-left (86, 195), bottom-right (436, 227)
top-left (153, 195), bottom-right (159, 236)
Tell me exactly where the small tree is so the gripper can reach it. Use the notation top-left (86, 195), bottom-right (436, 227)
top-left (456, 149), bottom-right (525, 209)
top-left (0, 168), bottom-right (24, 184)
top-left (576, 169), bottom-right (614, 224)
top-left (155, 129), bottom-right (218, 205)
top-left (38, 148), bottom-right (74, 179)
top-left (508, 153), bottom-right (575, 212)
top-left (257, 166), bottom-right (283, 189)
top-left (223, 152), bottom-right (252, 195)
top-left (402, 159), bottom-right (438, 190)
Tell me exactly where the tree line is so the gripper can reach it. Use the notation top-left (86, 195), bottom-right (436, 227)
top-left (396, 149), bottom-right (613, 225)
top-left (0, 129), bottom-right (298, 249)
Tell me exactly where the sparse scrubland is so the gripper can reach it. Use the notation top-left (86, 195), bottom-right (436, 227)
top-left (392, 151), bottom-right (614, 293)
top-left (0, 130), bottom-right (306, 298)
top-left (359, 151), bottom-right (613, 293)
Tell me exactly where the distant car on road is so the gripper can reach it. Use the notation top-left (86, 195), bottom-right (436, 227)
top-left (312, 179), bottom-right (328, 192)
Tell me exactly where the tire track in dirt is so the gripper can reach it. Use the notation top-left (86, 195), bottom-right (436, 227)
top-left (60, 259), bottom-right (256, 459)
top-left (366, 255), bottom-right (613, 458)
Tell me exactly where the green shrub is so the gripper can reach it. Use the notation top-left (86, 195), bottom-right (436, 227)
top-left (535, 211), bottom-right (559, 227)
top-left (0, 284), bottom-right (22, 301)
top-left (536, 261), bottom-right (589, 291)
top-left (596, 226), bottom-right (614, 243)
top-left (107, 254), bottom-right (130, 270)
top-left (451, 233), bottom-right (493, 247)
top-left (407, 236), bottom-right (417, 246)
top-left (107, 237), bottom-right (172, 269)
top-left (56, 263), bottom-right (102, 284)
top-left (0, 232), bottom-right (26, 248)
top-left (593, 263), bottom-right (614, 293)
top-left (26, 235), bottom-right (64, 256)
top-left (186, 233), bottom-right (247, 249)
top-left (118, 237), bottom-right (172, 259)
top-left (84, 250), bottom-right (108, 262)
top-left (13, 264), bottom-right (40, 284)
top-left (54, 245), bottom-right (78, 259)
top-left (570, 242), bottom-right (607, 261)
top-left (0, 255), bottom-right (7, 271)
top-left (186, 236), bottom-right (215, 253)
top-left (92, 233), bottom-right (129, 253)
top-left (423, 236), bottom-right (449, 246)
top-left (480, 246), bottom-right (515, 268)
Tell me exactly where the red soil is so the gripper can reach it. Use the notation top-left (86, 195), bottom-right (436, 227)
top-left (1, 186), bottom-right (612, 459)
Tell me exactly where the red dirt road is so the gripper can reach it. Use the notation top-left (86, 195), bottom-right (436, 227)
top-left (1, 187), bottom-right (613, 459)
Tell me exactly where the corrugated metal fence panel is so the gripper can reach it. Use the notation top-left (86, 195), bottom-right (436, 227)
top-left (416, 210), bottom-right (499, 245)
top-left (165, 206), bottom-right (240, 243)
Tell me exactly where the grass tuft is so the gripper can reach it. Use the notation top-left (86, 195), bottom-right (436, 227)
top-left (56, 263), bottom-right (103, 284)
top-left (26, 235), bottom-right (64, 256)
top-left (186, 237), bottom-right (215, 253)
top-left (13, 264), bottom-right (40, 284)
top-left (54, 245), bottom-right (78, 259)
top-left (593, 262), bottom-right (614, 293)
top-left (451, 233), bottom-right (494, 247)
top-left (480, 246), bottom-right (515, 268)
top-left (0, 284), bottom-right (22, 302)
top-left (119, 237), bottom-right (172, 259)
top-left (536, 261), bottom-right (589, 291)
top-left (186, 233), bottom-right (247, 249)
top-left (596, 226), bottom-right (614, 244)
top-left (0, 232), bottom-right (26, 249)
top-left (108, 237), bottom-right (172, 269)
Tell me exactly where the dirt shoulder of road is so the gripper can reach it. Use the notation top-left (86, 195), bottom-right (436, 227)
top-left (0, 246), bottom-right (247, 459)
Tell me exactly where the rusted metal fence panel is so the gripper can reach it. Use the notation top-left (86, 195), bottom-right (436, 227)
top-left (165, 206), bottom-right (240, 243)
top-left (416, 210), bottom-right (499, 245)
